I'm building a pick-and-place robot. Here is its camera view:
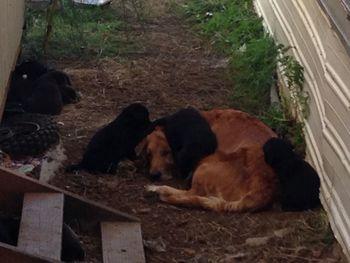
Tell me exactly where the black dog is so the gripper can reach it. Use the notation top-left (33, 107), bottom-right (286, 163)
top-left (14, 59), bottom-right (49, 81)
top-left (23, 70), bottom-right (79, 115)
top-left (66, 103), bottom-right (151, 174)
top-left (263, 138), bottom-right (321, 211)
top-left (24, 77), bottom-right (64, 115)
top-left (35, 69), bottom-right (76, 102)
top-left (7, 60), bottom-right (79, 115)
top-left (153, 107), bottom-right (217, 181)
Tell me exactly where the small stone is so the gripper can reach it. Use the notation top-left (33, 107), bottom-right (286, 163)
top-left (245, 236), bottom-right (271, 246)
top-left (273, 228), bottom-right (291, 238)
top-left (218, 253), bottom-right (248, 263)
top-left (183, 248), bottom-right (196, 255)
top-left (194, 254), bottom-right (209, 263)
top-left (138, 208), bottom-right (151, 214)
top-left (143, 237), bottom-right (166, 252)
top-left (224, 245), bottom-right (236, 253)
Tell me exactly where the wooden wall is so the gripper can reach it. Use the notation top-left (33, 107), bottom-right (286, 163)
top-left (254, 0), bottom-right (350, 260)
top-left (0, 0), bottom-right (25, 119)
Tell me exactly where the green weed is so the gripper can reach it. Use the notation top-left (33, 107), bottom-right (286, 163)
top-left (23, 0), bottom-right (135, 60)
top-left (180, 0), bottom-right (278, 114)
top-left (180, 0), bottom-right (308, 150)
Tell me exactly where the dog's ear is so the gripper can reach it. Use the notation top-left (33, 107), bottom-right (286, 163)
top-left (135, 138), bottom-right (148, 157)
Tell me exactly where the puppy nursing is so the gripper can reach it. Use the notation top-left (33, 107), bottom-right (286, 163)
top-left (146, 138), bottom-right (278, 212)
top-left (145, 108), bottom-right (321, 212)
top-left (151, 108), bottom-right (217, 181)
top-left (145, 109), bottom-right (279, 212)
top-left (263, 138), bottom-right (321, 211)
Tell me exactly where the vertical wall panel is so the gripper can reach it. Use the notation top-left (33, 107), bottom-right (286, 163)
top-left (0, 0), bottom-right (25, 119)
top-left (255, 0), bottom-right (350, 260)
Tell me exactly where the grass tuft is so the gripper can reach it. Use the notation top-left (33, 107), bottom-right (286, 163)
top-left (23, 0), bottom-right (136, 60)
top-left (180, 0), bottom-right (306, 149)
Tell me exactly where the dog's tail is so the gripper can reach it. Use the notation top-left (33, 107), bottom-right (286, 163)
top-left (65, 163), bottom-right (82, 173)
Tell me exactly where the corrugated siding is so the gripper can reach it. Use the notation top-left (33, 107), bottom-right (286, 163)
top-left (0, 0), bottom-right (25, 119)
top-left (254, 0), bottom-right (350, 259)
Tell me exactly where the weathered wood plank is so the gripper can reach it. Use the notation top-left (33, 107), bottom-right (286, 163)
top-left (0, 242), bottom-right (60, 263)
top-left (18, 193), bottom-right (64, 260)
top-left (0, 167), bottom-right (139, 222)
top-left (101, 222), bottom-right (145, 263)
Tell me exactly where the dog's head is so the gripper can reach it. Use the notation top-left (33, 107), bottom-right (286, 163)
top-left (142, 127), bottom-right (174, 181)
top-left (263, 138), bottom-right (296, 167)
top-left (15, 60), bottom-right (48, 81)
top-left (120, 103), bottom-right (150, 127)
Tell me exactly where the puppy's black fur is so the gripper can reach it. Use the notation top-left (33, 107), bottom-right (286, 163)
top-left (153, 107), bottom-right (217, 180)
top-left (263, 138), bottom-right (321, 211)
top-left (14, 60), bottom-right (49, 81)
top-left (24, 80), bottom-right (64, 115)
top-left (7, 73), bottom-right (35, 104)
top-left (61, 224), bottom-right (85, 262)
top-left (23, 70), bottom-right (80, 115)
top-left (66, 103), bottom-right (151, 174)
top-left (7, 60), bottom-right (79, 115)
top-left (41, 71), bottom-right (79, 104)
top-left (0, 216), bottom-right (19, 246)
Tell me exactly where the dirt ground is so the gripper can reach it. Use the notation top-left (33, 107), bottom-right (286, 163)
top-left (48, 1), bottom-right (347, 262)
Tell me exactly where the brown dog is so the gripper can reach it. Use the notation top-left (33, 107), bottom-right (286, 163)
top-left (144, 109), bottom-right (279, 212)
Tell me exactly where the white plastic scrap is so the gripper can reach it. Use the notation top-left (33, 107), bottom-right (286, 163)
top-left (72, 0), bottom-right (111, 6)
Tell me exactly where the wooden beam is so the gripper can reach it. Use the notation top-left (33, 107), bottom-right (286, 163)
top-left (101, 222), bottom-right (145, 263)
top-left (18, 193), bottom-right (64, 260)
top-left (0, 167), bottom-right (139, 222)
top-left (0, 242), bottom-right (60, 263)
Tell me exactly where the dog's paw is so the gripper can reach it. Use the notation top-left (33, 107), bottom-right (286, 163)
top-left (145, 185), bottom-right (159, 192)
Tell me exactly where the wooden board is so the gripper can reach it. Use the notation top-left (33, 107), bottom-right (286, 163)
top-left (0, 167), bottom-right (139, 222)
top-left (101, 222), bottom-right (145, 263)
top-left (18, 193), bottom-right (64, 260)
top-left (0, 242), bottom-right (60, 263)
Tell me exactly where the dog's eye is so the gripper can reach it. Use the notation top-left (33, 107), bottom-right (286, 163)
top-left (147, 151), bottom-right (152, 158)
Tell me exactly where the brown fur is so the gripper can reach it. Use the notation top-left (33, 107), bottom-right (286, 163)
top-left (144, 127), bottom-right (175, 180)
top-left (201, 109), bottom-right (276, 153)
top-left (145, 109), bottom-right (279, 212)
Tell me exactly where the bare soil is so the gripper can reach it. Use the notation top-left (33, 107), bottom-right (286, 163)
top-left (49, 1), bottom-right (346, 262)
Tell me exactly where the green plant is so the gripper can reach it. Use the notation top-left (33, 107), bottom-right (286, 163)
top-left (180, 0), bottom-right (279, 114)
top-left (278, 45), bottom-right (309, 119)
top-left (23, 0), bottom-right (135, 59)
top-left (180, 0), bottom-right (309, 151)
top-left (259, 104), bottom-right (306, 155)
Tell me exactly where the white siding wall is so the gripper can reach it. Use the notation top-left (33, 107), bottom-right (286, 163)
top-left (254, 0), bottom-right (350, 259)
top-left (0, 0), bottom-right (25, 119)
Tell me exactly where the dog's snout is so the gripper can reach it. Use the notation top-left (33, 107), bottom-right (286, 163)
top-left (150, 171), bottom-right (162, 181)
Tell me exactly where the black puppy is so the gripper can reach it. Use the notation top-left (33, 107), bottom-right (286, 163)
top-left (24, 78), bottom-right (64, 115)
top-left (67, 103), bottom-right (151, 174)
top-left (153, 107), bottom-right (217, 181)
top-left (6, 60), bottom-right (48, 106)
top-left (23, 70), bottom-right (80, 115)
top-left (7, 73), bottom-right (35, 104)
top-left (41, 70), bottom-right (80, 104)
top-left (14, 59), bottom-right (49, 81)
top-left (263, 138), bottom-right (321, 211)
top-left (8, 59), bottom-right (79, 115)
